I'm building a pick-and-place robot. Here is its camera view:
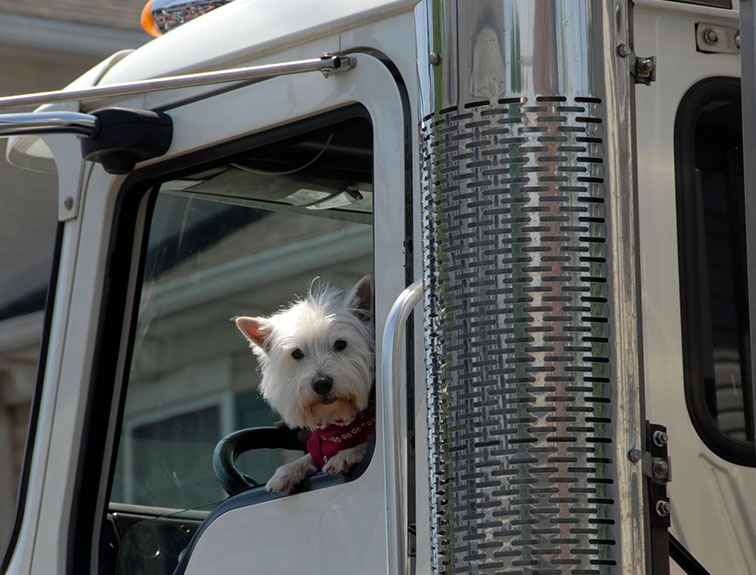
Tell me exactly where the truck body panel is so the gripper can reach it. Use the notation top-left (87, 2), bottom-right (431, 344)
top-left (1, 1), bottom-right (754, 574)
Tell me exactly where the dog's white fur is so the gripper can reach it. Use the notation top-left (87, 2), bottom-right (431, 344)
top-left (235, 275), bottom-right (374, 492)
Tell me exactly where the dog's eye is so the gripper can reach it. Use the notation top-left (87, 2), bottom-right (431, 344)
top-left (334, 340), bottom-right (347, 351)
top-left (291, 348), bottom-right (305, 360)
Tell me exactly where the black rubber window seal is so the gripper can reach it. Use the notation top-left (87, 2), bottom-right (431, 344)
top-left (674, 75), bottom-right (756, 467)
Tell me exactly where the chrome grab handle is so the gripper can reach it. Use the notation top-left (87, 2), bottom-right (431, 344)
top-left (0, 55), bottom-right (353, 110)
top-left (0, 112), bottom-right (99, 137)
top-left (381, 279), bottom-right (423, 575)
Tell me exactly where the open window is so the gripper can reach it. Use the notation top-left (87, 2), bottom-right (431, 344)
top-left (99, 110), bottom-right (375, 574)
top-left (675, 77), bottom-right (755, 466)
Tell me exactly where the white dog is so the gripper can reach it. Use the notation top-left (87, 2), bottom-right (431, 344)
top-left (235, 275), bottom-right (375, 492)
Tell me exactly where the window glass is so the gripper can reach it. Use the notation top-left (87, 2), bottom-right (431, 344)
top-left (697, 119), bottom-right (748, 440)
top-left (676, 78), bottom-right (755, 465)
top-left (104, 115), bottom-right (373, 573)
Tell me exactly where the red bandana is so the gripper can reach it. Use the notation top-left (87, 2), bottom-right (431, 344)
top-left (307, 401), bottom-right (376, 469)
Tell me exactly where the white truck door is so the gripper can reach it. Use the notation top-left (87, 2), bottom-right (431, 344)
top-left (23, 52), bottom-right (409, 575)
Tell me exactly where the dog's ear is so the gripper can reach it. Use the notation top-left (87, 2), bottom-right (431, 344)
top-left (345, 275), bottom-right (374, 322)
top-left (235, 316), bottom-right (273, 352)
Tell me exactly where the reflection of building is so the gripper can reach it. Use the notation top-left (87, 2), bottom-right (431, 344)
top-left (0, 0), bottom-right (145, 549)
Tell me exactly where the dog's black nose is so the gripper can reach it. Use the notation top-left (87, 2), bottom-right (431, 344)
top-left (312, 376), bottom-right (333, 397)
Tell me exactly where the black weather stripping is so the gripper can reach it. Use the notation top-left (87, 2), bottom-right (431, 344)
top-left (81, 107), bottom-right (173, 174)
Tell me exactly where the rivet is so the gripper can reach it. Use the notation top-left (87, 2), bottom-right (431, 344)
top-left (617, 43), bottom-right (632, 57)
top-left (429, 52), bottom-right (441, 66)
top-left (64, 196), bottom-right (74, 210)
top-left (735, 32), bottom-right (741, 50)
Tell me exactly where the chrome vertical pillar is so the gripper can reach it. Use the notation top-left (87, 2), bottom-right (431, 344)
top-left (417, 1), bottom-right (646, 573)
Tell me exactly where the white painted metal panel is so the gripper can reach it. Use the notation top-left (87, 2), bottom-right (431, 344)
top-left (634, 5), bottom-right (756, 574)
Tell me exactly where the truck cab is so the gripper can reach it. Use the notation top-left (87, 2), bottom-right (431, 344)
top-left (0, 1), bottom-right (754, 574)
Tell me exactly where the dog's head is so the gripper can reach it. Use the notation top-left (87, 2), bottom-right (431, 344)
top-left (235, 275), bottom-right (374, 429)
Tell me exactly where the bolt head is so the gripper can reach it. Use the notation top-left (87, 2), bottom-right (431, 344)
top-left (736, 33), bottom-right (741, 50)
top-left (655, 500), bottom-right (671, 517)
top-left (617, 43), bottom-right (631, 58)
top-left (703, 28), bottom-right (718, 45)
top-left (653, 459), bottom-right (669, 478)
top-left (637, 57), bottom-right (656, 76)
top-left (429, 52), bottom-right (441, 66)
top-left (64, 196), bottom-right (74, 210)
top-left (652, 430), bottom-right (669, 447)
top-left (628, 448), bottom-right (642, 462)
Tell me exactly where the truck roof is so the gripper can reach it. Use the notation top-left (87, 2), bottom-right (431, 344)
top-left (4, 0), bottom-right (418, 172)
top-left (99, 0), bottom-right (418, 85)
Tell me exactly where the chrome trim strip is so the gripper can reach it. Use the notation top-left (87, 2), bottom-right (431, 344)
top-left (0, 55), bottom-right (352, 110)
top-left (0, 112), bottom-right (99, 137)
top-left (381, 280), bottom-right (423, 575)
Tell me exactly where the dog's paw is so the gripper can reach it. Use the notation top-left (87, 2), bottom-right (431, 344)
top-left (265, 454), bottom-right (317, 492)
top-left (265, 469), bottom-right (300, 493)
top-left (322, 444), bottom-right (367, 476)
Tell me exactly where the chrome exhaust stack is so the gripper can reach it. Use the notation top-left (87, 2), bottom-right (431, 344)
top-left (417, 2), bottom-right (646, 573)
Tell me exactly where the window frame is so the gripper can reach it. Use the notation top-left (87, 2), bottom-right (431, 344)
top-left (674, 75), bottom-right (756, 467)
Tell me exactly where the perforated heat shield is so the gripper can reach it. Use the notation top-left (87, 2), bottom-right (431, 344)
top-left (417, 2), bottom-right (646, 573)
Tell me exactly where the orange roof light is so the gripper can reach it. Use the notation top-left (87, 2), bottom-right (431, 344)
top-left (141, 0), bottom-right (235, 37)
top-left (141, 1), bottom-right (162, 37)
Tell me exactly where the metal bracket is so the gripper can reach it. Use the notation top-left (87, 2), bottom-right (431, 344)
top-left (646, 424), bottom-right (671, 524)
top-left (319, 53), bottom-right (353, 78)
top-left (616, 43), bottom-right (656, 85)
top-left (633, 56), bottom-right (656, 86)
top-left (629, 423), bottom-right (672, 573)
top-left (696, 23), bottom-right (741, 54)
top-left (644, 423), bottom-right (672, 574)
top-left (632, 425), bottom-right (713, 574)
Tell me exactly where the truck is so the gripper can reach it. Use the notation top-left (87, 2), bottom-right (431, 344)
top-left (0, 0), bottom-right (752, 573)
